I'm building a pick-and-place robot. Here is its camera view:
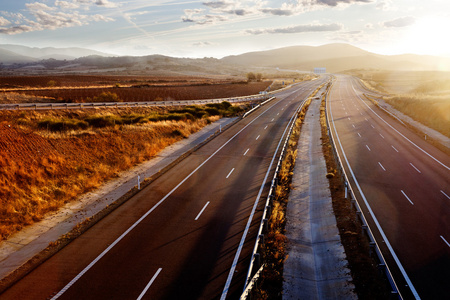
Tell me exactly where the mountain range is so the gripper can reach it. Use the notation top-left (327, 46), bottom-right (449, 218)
top-left (0, 44), bottom-right (112, 63)
top-left (1, 43), bottom-right (449, 74)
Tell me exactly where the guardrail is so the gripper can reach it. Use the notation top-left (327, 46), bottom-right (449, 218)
top-left (0, 93), bottom-right (270, 111)
top-left (324, 77), bottom-right (402, 299)
top-left (240, 88), bottom-right (320, 300)
top-left (242, 97), bottom-right (276, 118)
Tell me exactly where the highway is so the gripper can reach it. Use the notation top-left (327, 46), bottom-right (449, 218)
top-left (327, 75), bottom-right (450, 299)
top-left (0, 78), bottom-right (327, 300)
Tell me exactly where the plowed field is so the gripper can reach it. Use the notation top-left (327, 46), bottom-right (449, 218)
top-left (0, 102), bottom-right (243, 239)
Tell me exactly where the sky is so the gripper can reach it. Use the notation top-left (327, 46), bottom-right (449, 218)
top-left (0, 0), bottom-right (449, 58)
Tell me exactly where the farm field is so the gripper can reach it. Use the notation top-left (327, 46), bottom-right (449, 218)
top-left (0, 75), bottom-right (272, 104)
top-left (0, 100), bottom-right (251, 240)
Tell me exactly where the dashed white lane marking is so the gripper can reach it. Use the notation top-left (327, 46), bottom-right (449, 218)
top-left (345, 112), bottom-right (348, 115)
top-left (365, 118), bottom-right (368, 121)
top-left (371, 124), bottom-right (375, 129)
top-left (357, 133), bottom-right (361, 138)
top-left (244, 148), bottom-right (250, 156)
top-left (137, 268), bottom-right (162, 300)
top-left (226, 168), bottom-right (235, 179)
top-left (401, 190), bottom-right (414, 205)
top-left (379, 133), bottom-right (385, 139)
top-left (410, 163), bottom-right (421, 174)
top-left (360, 112), bottom-right (363, 115)
top-left (366, 145), bottom-right (371, 151)
top-left (441, 190), bottom-right (450, 199)
top-left (348, 117), bottom-right (351, 120)
top-left (271, 118), bottom-right (274, 122)
top-left (195, 202), bottom-right (210, 221)
top-left (264, 125), bottom-right (268, 129)
top-left (392, 145), bottom-right (399, 152)
top-left (352, 124), bottom-right (356, 128)
top-left (441, 236), bottom-right (450, 247)
top-left (256, 135), bottom-right (260, 140)
top-left (378, 162), bottom-right (386, 171)
top-left (277, 113), bottom-right (279, 115)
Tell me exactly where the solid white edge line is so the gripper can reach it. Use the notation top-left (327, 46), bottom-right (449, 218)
top-left (50, 94), bottom-right (282, 300)
top-left (329, 79), bottom-right (421, 299)
top-left (441, 190), bottom-right (450, 199)
top-left (378, 162), bottom-right (386, 171)
top-left (221, 88), bottom-right (307, 300)
top-left (440, 236), bottom-right (450, 248)
top-left (401, 190), bottom-right (414, 205)
top-left (351, 82), bottom-right (450, 171)
top-left (136, 268), bottom-right (162, 300)
top-left (195, 202), bottom-right (210, 221)
top-left (226, 168), bottom-right (235, 179)
top-left (409, 163), bottom-right (421, 174)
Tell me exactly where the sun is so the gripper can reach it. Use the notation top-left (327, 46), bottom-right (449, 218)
top-left (403, 16), bottom-right (450, 56)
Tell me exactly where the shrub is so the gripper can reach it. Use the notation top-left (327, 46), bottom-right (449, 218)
top-left (205, 107), bottom-right (220, 116)
top-left (38, 118), bottom-right (89, 131)
top-left (93, 92), bottom-right (121, 103)
top-left (85, 114), bottom-right (122, 128)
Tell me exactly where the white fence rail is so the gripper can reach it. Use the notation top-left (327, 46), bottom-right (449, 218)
top-left (0, 94), bottom-right (270, 111)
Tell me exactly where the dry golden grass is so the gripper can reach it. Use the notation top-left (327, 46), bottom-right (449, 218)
top-left (352, 70), bottom-right (450, 138)
top-left (383, 94), bottom-right (450, 137)
top-left (0, 104), bottom-right (238, 240)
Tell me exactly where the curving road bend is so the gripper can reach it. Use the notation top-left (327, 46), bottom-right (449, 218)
top-left (0, 77), bottom-right (328, 300)
top-left (327, 75), bottom-right (450, 299)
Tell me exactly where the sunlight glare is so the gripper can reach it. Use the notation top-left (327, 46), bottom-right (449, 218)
top-left (403, 17), bottom-right (450, 56)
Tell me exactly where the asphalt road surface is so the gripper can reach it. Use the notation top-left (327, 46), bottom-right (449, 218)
top-left (327, 75), bottom-right (450, 299)
top-left (0, 77), bottom-right (328, 300)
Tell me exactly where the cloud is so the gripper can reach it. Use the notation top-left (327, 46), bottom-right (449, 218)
top-left (182, 8), bottom-right (229, 24)
top-left (183, 0), bottom-right (373, 26)
top-left (193, 41), bottom-right (217, 47)
top-left (376, 0), bottom-right (394, 11)
top-left (0, 1), bottom-right (115, 35)
top-left (383, 16), bottom-right (416, 28)
top-left (95, 0), bottom-right (119, 8)
top-left (203, 1), bottom-right (232, 9)
top-left (0, 16), bottom-right (11, 26)
top-left (260, 8), bottom-right (294, 16)
top-left (0, 25), bottom-right (35, 35)
top-left (246, 23), bottom-right (342, 35)
top-left (25, 2), bottom-right (56, 11)
top-left (315, 0), bottom-right (372, 6)
top-left (55, 1), bottom-right (81, 9)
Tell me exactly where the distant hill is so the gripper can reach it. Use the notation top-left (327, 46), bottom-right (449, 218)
top-left (0, 44), bottom-right (112, 62)
top-left (221, 43), bottom-right (450, 72)
top-left (0, 48), bottom-right (38, 64)
top-left (1, 43), bottom-right (449, 74)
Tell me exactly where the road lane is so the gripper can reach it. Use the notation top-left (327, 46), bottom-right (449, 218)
top-left (1, 78), bottom-right (328, 300)
top-left (327, 75), bottom-right (450, 299)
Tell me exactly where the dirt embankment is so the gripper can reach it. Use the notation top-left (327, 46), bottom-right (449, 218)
top-left (0, 101), bottom-right (250, 240)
